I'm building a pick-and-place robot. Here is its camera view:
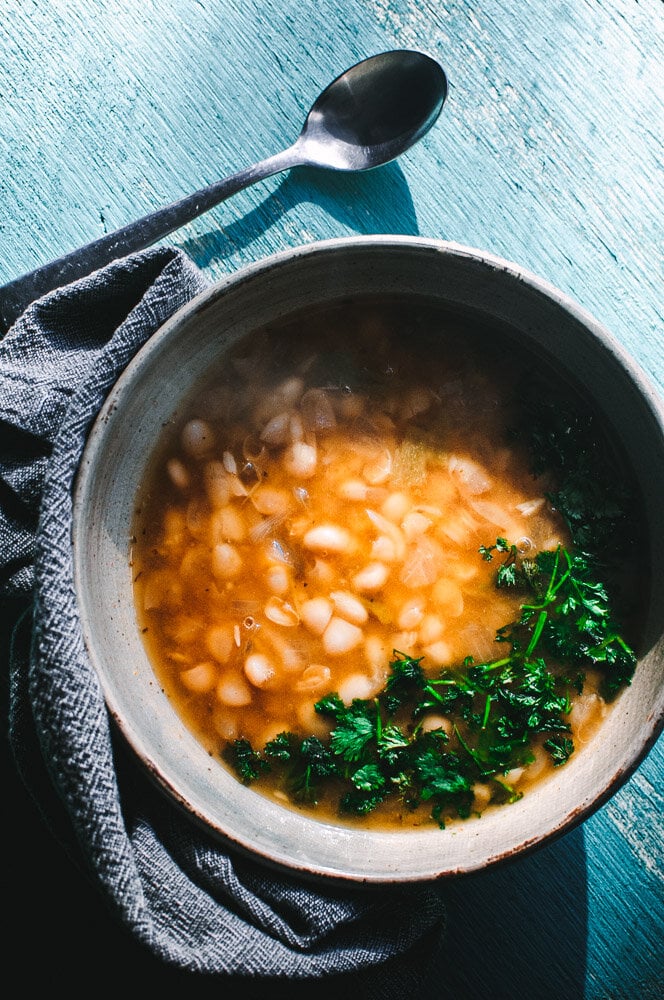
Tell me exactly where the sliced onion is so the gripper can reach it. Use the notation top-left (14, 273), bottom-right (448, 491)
top-left (300, 388), bottom-right (337, 434)
top-left (515, 497), bottom-right (545, 516)
top-left (248, 514), bottom-right (287, 543)
top-left (468, 498), bottom-right (511, 528)
top-left (400, 536), bottom-right (444, 588)
top-left (363, 447), bottom-right (393, 485)
top-left (365, 508), bottom-right (406, 560)
top-left (448, 453), bottom-right (492, 494)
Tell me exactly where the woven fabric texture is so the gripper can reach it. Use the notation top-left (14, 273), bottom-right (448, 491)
top-left (0, 248), bottom-right (445, 994)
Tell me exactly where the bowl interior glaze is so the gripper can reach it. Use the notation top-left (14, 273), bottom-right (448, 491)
top-left (72, 237), bottom-right (664, 883)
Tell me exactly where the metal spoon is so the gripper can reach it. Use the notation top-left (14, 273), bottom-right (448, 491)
top-left (0, 49), bottom-right (447, 331)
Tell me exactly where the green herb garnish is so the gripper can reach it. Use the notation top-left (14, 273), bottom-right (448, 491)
top-left (224, 536), bottom-right (636, 827)
top-left (223, 388), bottom-right (641, 828)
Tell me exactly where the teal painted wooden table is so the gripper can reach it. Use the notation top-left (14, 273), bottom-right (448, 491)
top-left (2, 1), bottom-right (662, 996)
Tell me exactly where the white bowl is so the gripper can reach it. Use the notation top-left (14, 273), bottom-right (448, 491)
top-left (72, 236), bottom-right (664, 883)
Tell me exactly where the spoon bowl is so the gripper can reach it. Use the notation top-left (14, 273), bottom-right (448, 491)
top-left (297, 49), bottom-right (447, 170)
top-left (0, 50), bottom-right (448, 332)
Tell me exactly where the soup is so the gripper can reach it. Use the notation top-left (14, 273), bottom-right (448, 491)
top-left (131, 298), bottom-right (641, 829)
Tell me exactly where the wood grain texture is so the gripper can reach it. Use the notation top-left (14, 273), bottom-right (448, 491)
top-left (1, 1), bottom-right (662, 996)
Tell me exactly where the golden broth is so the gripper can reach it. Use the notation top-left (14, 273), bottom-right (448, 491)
top-left (131, 298), bottom-right (636, 829)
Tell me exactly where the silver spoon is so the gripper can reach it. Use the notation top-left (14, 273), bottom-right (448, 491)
top-left (0, 49), bottom-right (447, 331)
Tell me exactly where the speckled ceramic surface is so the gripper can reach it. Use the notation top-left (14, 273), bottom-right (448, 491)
top-left (72, 237), bottom-right (664, 883)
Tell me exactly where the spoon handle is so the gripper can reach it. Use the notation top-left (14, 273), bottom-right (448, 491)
top-left (0, 146), bottom-right (300, 334)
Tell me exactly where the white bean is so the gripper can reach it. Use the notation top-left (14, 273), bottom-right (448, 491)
top-left (166, 458), bottom-right (190, 490)
top-left (448, 557), bottom-right (479, 582)
top-left (300, 596), bottom-right (334, 634)
top-left (254, 377), bottom-right (304, 423)
top-left (472, 783), bottom-right (492, 812)
top-left (371, 535), bottom-right (399, 562)
top-left (569, 692), bottom-right (605, 743)
top-left (289, 412), bottom-right (305, 442)
top-left (265, 564), bottom-right (291, 595)
top-left (258, 721), bottom-right (292, 746)
top-left (180, 662), bottom-right (217, 693)
top-left (303, 523), bottom-right (354, 553)
top-left (381, 492), bottom-right (411, 523)
top-left (213, 709), bottom-right (238, 741)
top-left (186, 499), bottom-right (210, 540)
top-left (338, 478), bottom-right (370, 501)
top-left (216, 674), bottom-right (252, 706)
top-left (397, 597), bottom-right (426, 630)
top-left (297, 700), bottom-right (332, 738)
top-left (352, 561), bottom-right (389, 593)
top-left (278, 375), bottom-right (306, 406)
top-left (330, 590), bottom-right (368, 625)
top-left (323, 616), bottom-right (364, 655)
top-left (419, 613), bottom-right (445, 644)
top-left (420, 713), bottom-right (453, 737)
top-left (260, 410), bottom-right (292, 445)
top-left (211, 543), bottom-right (243, 579)
top-left (251, 485), bottom-right (292, 516)
top-left (167, 616), bottom-right (200, 644)
top-left (284, 440), bottom-right (317, 479)
top-left (333, 391), bottom-right (365, 420)
top-left (337, 672), bottom-right (380, 704)
top-left (424, 639), bottom-right (453, 664)
top-left (524, 744), bottom-right (550, 781)
top-left (179, 545), bottom-right (208, 581)
top-left (212, 506), bottom-right (246, 542)
top-left (206, 624), bottom-right (234, 663)
top-left (392, 630), bottom-right (418, 651)
top-left (161, 509), bottom-right (186, 549)
top-left (244, 653), bottom-right (277, 688)
top-left (181, 418), bottom-right (215, 457)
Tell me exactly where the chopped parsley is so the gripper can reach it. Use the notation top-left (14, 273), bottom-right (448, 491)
top-left (223, 388), bottom-right (641, 828)
top-left (225, 538), bottom-right (637, 827)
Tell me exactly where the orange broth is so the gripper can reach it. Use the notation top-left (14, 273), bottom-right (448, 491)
top-left (131, 298), bottom-right (625, 828)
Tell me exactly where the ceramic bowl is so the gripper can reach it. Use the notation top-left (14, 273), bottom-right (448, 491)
top-left (72, 236), bottom-right (664, 883)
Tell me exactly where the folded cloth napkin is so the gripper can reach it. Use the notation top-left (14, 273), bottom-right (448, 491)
top-left (0, 247), bottom-right (445, 994)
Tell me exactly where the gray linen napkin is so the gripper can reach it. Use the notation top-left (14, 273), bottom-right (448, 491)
top-left (0, 247), bottom-right (445, 994)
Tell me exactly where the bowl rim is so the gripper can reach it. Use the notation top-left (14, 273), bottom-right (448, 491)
top-left (72, 235), bottom-right (664, 883)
